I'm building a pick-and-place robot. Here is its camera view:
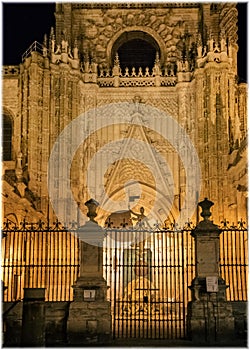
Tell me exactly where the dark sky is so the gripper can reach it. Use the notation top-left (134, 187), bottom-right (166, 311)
top-left (2, 2), bottom-right (247, 82)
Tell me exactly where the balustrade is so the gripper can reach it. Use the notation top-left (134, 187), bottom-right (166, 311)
top-left (98, 66), bottom-right (177, 87)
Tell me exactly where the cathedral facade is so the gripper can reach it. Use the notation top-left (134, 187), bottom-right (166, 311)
top-left (2, 3), bottom-right (247, 227)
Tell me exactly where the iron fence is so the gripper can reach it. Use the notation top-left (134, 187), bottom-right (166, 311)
top-left (219, 220), bottom-right (248, 301)
top-left (1, 219), bottom-right (248, 339)
top-left (1, 220), bottom-right (79, 302)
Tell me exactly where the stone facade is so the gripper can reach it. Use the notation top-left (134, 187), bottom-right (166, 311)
top-left (2, 3), bottom-right (247, 227)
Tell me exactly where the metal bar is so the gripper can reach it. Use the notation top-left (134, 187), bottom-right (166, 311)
top-left (57, 231), bottom-right (61, 300)
top-left (113, 230), bottom-right (117, 339)
top-left (242, 229), bottom-right (248, 301)
top-left (16, 232), bottom-right (21, 300)
top-left (156, 230), bottom-right (160, 339)
top-left (235, 230), bottom-right (241, 300)
top-left (51, 230), bottom-right (55, 301)
top-left (8, 232), bottom-right (12, 300)
top-left (118, 230), bottom-right (123, 338)
top-left (132, 238), bottom-right (136, 338)
top-left (69, 231), bottom-right (73, 301)
top-left (232, 229), bottom-right (237, 300)
top-left (223, 230), bottom-right (229, 299)
top-left (161, 231), bottom-right (165, 339)
top-left (239, 229), bottom-right (246, 301)
top-left (2, 235), bottom-right (7, 301)
top-left (182, 230), bottom-right (187, 338)
top-left (228, 229), bottom-right (234, 300)
top-left (165, 231), bottom-right (169, 339)
top-left (27, 230), bottom-right (32, 289)
top-left (48, 230), bottom-right (52, 301)
top-left (169, 231), bottom-right (173, 339)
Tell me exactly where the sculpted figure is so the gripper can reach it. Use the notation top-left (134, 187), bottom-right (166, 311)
top-left (129, 206), bottom-right (146, 224)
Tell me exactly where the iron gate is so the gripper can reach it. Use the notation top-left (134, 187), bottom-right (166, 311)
top-left (103, 226), bottom-right (196, 339)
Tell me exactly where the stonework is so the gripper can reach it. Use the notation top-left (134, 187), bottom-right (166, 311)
top-left (3, 3), bottom-right (247, 224)
top-left (67, 215), bottom-right (111, 344)
top-left (187, 199), bottom-right (236, 344)
top-left (2, 3), bottom-right (247, 228)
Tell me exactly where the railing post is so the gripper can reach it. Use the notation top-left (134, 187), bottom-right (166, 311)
top-left (67, 199), bottom-right (111, 345)
top-left (187, 198), bottom-right (235, 345)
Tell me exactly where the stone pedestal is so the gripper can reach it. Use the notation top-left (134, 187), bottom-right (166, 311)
top-left (187, 278), bottom-right (235, 344)
top-left (67, 277), bottom-right (111, 344)
top-left (67, 199), bottom-right (111, 345)
top-left (21, 288), bottom-right (46, 346)
top-left (187, 199), bottom-right (235, 344)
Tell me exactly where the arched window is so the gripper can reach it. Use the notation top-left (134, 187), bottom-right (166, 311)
top-left (118, 39), bottom-right (157, 72)
top-left (3, 114), bottom-right (13, 161)
top-left (112, 31), bottom-right (160, 73)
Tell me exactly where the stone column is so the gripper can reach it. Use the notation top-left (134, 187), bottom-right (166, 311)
top-left (67, 199), bottom-right (111, 345)
top-left (21, 288), bottom-right (46, 346)
top-left (187, 198), bottom-right (235, 344)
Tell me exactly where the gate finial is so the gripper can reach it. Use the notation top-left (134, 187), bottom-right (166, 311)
top-left (198, 197), bottom-right (214, 221)
top-left (85, 198), bottom-right (99, 223)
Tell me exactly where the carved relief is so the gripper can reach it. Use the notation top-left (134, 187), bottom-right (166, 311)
top-left (78, 8), bottom-right (190, 68)
top-left (146, 96), bottom-right (178, 120)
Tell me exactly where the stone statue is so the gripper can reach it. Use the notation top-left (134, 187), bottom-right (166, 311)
top-left (55, 45), bottom-right (61, 54)
top-left (129, 206), bottom-right (146, 223)
top-left (61, 39), bottom-right (68, 53)
top-left (129, 206), bottom-right (151, 228)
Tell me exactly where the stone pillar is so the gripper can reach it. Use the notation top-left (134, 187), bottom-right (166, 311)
top-left (21, 288), bottom-right (46, 346)
top-left (187, 198), bottom-right (235, 344)
top-left (67, 199), bottom-right (111, 345)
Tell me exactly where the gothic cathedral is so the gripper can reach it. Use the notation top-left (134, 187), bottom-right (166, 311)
top-left (2, 3), bottom-right (247, 227)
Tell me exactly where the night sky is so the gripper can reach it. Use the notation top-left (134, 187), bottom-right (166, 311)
top-left (2, 2), bottom-right (247, 82)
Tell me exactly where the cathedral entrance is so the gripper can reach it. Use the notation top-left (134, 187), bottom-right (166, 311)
top-left (103, 225), bottom-right (196, 339)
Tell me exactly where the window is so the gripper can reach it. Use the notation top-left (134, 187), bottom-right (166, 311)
top-left (3, 114), bottom-right (13, 161)
top-left (118, 38), bottom-right (157, 72)
top-left (111, 31), bottom-right (160, 73)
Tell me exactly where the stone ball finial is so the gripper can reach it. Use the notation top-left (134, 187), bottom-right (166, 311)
top-left (85, 198), bottom-right (99, 223)
top-left (198, 198), bottom-right (214, 221)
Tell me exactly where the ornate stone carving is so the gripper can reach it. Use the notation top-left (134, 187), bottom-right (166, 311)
top-left (75, 8), bottom-right (190, 68)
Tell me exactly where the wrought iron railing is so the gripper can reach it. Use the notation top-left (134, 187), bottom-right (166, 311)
top-left (1, 220), bottom-right (79, 302)
top-left (1, 220), bottom-right (248, 307)
top-left (219, 220), bottom-right (248, 301)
